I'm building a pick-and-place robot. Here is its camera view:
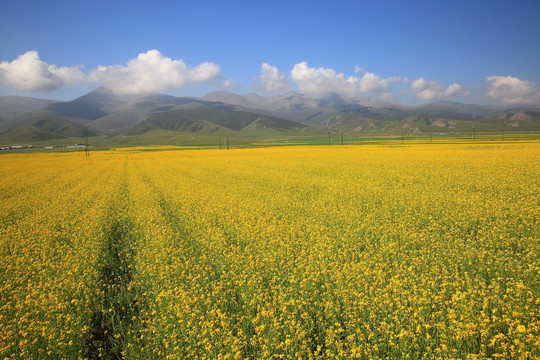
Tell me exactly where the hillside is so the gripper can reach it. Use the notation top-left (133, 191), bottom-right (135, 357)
top-left (0, 88), bottom-right (539, 144)
top-left (129, 103), bottom-right (309, 134)
top-left (0, 96), bottom-right (58, 123)
top-left (0, 112), bottom-right (96, 141)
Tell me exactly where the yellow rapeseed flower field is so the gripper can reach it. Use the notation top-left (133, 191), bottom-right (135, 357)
top-left (0, 143), bottom-right (538, 359)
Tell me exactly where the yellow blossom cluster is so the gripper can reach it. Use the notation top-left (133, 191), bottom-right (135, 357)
top-left (0, 152), bottom-right (125, 358)
top-left (0, 143), bottom-right (538, 359)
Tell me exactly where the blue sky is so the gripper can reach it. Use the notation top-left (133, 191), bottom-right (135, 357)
top-left (1, 0), bottom-right (539, 105)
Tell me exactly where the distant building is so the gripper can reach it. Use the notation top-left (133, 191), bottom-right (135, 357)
top-left (67, 144), bottom-right (86, 149)
top-left (10, 145), bottom-right (23, 149)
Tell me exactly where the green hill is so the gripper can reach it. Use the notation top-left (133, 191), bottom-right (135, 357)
top-left (129, 103), bottom-right (309, 135)
top-left (0, 113), bottom-right (96, 141)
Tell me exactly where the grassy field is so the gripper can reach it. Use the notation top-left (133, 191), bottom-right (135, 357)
top-left (0, 142), bottom-right (539, 359)
top-left (2, 128), bottom-right (539, 151)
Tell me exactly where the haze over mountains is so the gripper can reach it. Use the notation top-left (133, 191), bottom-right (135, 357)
top-left (0, 87), bottom-right (539, 143)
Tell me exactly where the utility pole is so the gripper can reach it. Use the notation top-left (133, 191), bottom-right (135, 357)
top-left (219, 132), bottom-right (222, 150)
top-left (226, 136), bottom-right (229, 150)
top-left (328, 132), bottom-right (331, 146)
top-left (341, 131), bottom-right (344, 145)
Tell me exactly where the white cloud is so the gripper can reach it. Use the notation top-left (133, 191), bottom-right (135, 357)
top-left (289, 62), bottom-right (397, 98)
top-left (411, 77), bottom-right (469, 100)
top-left (257, 62), bottom-right (288, 93)
top-left (188, 61), bottom-right (222, 83)
top-left (359, 72), bottom-right (394, 93)
top-left (0, 51), bottom-right (85, 91)
top-left (222, 79), bottom-right (234, 89)
top-left (444, 83), bottom-right (470, 98)
top-left (485, 75), bottom-right (540, 104)
top-left (290, 62), bottom-right (355, 98)
top-left (411, 77), bottom-right (443, 100)
top-left (89, 49), bottom-right (221, 94)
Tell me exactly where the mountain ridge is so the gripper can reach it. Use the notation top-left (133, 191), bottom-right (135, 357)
top-left (0, 96), bottom-right (58, 123)
top-left (0, 88), bottom-right (538, 142)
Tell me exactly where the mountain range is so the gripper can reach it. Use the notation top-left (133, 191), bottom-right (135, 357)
top-left (0, 87), bottom-right (539, 144)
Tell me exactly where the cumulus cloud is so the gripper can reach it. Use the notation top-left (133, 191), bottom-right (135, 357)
top-left (485, 75), bottom-right (540, 104)
top-left (359, 72), bottom-right (397, 93)
top-left (289, 62), bottom-right (399, 98)
top-left (257, 62), bottom-right (288, 93)
top-left (290, 62), bottom-right (356, 98)
top-left (411, 77), bottom-right (469, 100)
top-left (411, 78), bottom-right (443, 100)
top-left (188, 61), bottom-right (222, 83)
top-left (0, 51), bottom-right (85, 91)
top-left (89, 49), bottom-right (221, 94)
top-left (444, 83), bottom-right (470, 98)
